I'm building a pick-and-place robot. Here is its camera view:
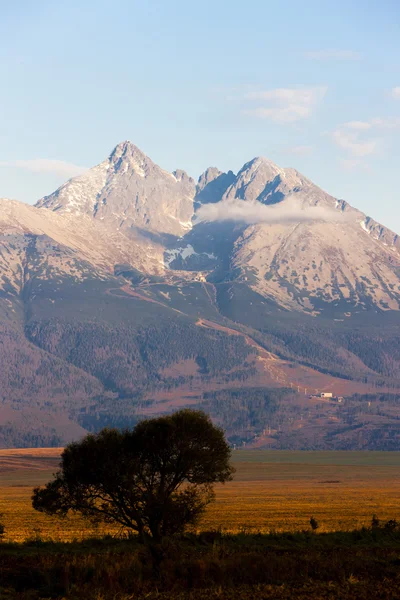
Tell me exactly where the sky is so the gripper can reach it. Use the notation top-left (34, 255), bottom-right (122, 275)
top-left (1, 0), bottom-right (400, 230)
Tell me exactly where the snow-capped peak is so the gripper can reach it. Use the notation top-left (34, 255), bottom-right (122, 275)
top-left (36, 141), bottom-right (196, 236)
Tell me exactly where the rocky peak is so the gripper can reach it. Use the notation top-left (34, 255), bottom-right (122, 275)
top-left (109, 140), bottom-right (144, 159)
top-left (238, 156), bottom-right (284, 178)
top-left (109, 140), bottom-right (140, 157)
top-left (37, 142), bottom-right (196, 236)
top-left (173, 169), bottom-right (193, 183)
top-left (223, 157), bottom-right (286, 203)
top-left (197, 167), bottom-right (223, 189)
top-left (195, 167), bottom-right (236, 207)
top-left (108, 141), bottom-right (151, 176)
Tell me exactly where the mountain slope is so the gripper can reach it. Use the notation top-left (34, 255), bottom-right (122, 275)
top-left (184, 157), bottom-right (400, 314)
top-left (1, 142), bottom-right (400, 449)
top-left (0, 197), bottom-right (262, 446)
top-left (228, 216), bottom-right (400, 313)
top-left (0, 197), bottom-right (166, 287)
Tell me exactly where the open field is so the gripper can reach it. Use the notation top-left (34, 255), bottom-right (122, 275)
top-left (1, 449), bottom-right (400, 542)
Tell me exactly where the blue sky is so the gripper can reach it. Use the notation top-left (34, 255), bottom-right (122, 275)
top-left (1, 0), bottom-right (400, 229)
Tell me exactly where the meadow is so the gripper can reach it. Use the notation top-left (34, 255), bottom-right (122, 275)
top-left (2, 449), bottom-right (400, 599)
top-left (1, 448), bottom-right (400, 541)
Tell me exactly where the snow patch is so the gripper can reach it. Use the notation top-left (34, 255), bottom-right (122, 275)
top-left (169, 215), bottom-right (193, 230)
top-left (360, 220), bottom-right (370, 234)
top-left (181, 245), bottom-right (195, 259)
top-left (179, 220), bottom-right (193, 230)
top-left (132, 164), bottom-right (145, 177)
top-left (164, 245), bottom-right (216, 268)
top-left (165, 245), bottom-right (194, 267)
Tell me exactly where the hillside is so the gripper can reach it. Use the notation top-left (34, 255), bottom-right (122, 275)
top-left (0, 142), bottom-right (400, 449)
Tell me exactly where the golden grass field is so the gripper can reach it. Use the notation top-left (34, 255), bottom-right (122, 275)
top-left (1, 448), bottom-right (400, 542)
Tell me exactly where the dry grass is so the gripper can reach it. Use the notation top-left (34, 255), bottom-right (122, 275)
top-left (1, 449), bottom-right (400, 542)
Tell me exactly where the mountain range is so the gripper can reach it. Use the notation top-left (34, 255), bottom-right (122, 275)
top-left (1, 141), bottom-right (400, 450)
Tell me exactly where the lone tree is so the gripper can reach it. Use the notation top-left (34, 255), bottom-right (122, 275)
top-left (32, 409), bottom-right (234, 542)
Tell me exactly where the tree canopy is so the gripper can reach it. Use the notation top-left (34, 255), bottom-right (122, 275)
top-left (32, 409), bottom-right (234, 541)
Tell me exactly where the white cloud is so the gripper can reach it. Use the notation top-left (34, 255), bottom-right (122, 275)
top-left (304, 49), bottom-right (361, 60)
top-left (369, 117), bottom-right (400, 129)
top-left (0, 159), bottom-right (87, 178)
top-left (332, 117), bottom-right (400, 158)
top-left (332, 129), bottom-right (377, 157)
top-left (242, 86), bottom-right (327, 123)
top-left (344, 121), bottom-right (372, 131)
top-left (196, 195), bottom-right (348, 226)
top-left (339, 159), bottom-right (370, 172)
top-left (286, 145), bottom-right (313, 155)
top-left (391, 87), bottom-right (400, 99)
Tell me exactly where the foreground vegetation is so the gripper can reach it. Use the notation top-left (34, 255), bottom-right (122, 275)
top-left (2, 526), bottom-right (400, 599)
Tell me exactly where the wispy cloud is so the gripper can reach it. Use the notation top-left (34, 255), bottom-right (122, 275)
top-left (391, 86), bottom-right (400, 99)
top-left (339, 159), bottom-right (370, 172)
top-left (304, 49), bottom-right (361, 61)
top-left (286, 145), bottom-right (313, 155)
top-left (368, 117), bottom-right (400, 129)
top-left (332, 129), bottom-right (377, 157)
top-left (242, 86), bottom-right (327, 123)
top-left (344, 121), bottom-right (372, 131)
top-left (0, 159), bottom-right (87, 178)
top-left (197, 195), bottom-right (349, 226)
top-left (332, 117), bottom-right (400, 159)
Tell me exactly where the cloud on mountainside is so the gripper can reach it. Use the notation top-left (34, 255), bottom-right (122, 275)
top-left (392, 87), bottom-right (400, 99)
top-left (242, 86), bottom-right (327, 123)
top-left (0, 159), bottom-right (87, 178)
top-left (304, 49), bottom-right (361, 60)
top-left (196, 196), bottom-right (349, 226)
